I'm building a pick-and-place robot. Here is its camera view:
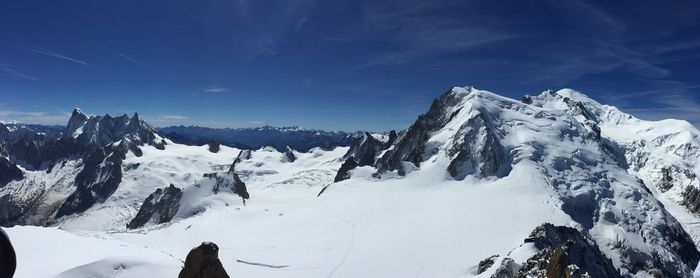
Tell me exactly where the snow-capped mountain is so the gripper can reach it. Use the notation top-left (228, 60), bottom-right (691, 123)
top-left (158, 125), bottom-right (363, 151)
top-left (2, 87), bottom-right (700, 277)
top-left (0, 109), bottom-right (166, 226)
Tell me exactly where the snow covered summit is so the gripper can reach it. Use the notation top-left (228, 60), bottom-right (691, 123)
top-left (331, 86), bottom-right (700, 276)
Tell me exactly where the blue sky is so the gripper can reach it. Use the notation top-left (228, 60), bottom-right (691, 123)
top-left (1, 0), bottom-right (699, 131)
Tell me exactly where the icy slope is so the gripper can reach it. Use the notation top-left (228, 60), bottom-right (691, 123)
top-left (533, 89), bottom-right (700, 244)
top-left (7, 162), bottom-right (571, 278)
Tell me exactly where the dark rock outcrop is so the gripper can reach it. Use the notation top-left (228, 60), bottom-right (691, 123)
top-left (491, 258), bottom-right (517, 278)
top-left (127, 184), bottom-right (183, 229)
top-left (683, 185), bottom-right (700, 215)
top-left (0, 157), bottom-right (23, 187)
top-left (344, 133), bottom-right (384, 167)
top-left (229, 150), bottom-right (252, 173)
top-left (208, 141), bottom-right (220, 153)
top-left (333, 132), bottom-right (393, 183)
top-left (282, 146), bottom-right (296, 163)
top-left (659, 167), bottom-right (677, 192)
top-left (477, 255), bottom-right (498, 274)
top-left (518, 224), bottom-right (619, 277)
top-left (480, 223), bottom-right (620, 277)
top-left (206, 172), bottom-right (250, 200)
top-left (333, 158), bottom-right (358, 183)
top-left (179, 242), bottom-right (229, 278)
top-left (232, 173), bottom-right (250, 200)
top-left (385, 130), bottom-right (398, 147)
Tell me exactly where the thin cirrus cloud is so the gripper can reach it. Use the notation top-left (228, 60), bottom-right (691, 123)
top-left (0, 63), bottom-right (40, 81)
top-left (115, 52), bottom-right (152, 69)
top-left (203, 87), bottom-right (229, 93)
top-left (349, 1), bottom-right (514, 69)
top-left (21, 44), bottom-right (91, 66)
top-left (159, 115), bottom-right (189, 121)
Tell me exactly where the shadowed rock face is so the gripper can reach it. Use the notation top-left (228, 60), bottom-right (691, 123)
top-left (179, 242), bottom-right (229, 278)
top-left (232, 173), bottom-right (249, 199)
top-left (344, 133), bottom-right (385, 166)
top-left (376, 90), bottom-right (463, 175)
top-left (55, 146), bottom-right (125, 218)
top-left (4, 131), bottom-right (81, 170)
top-left (446, 114), bottom-right (509, 180)
top-left (0, 157), bottom-right (22, 187)
top-left (683, 184), bottom-right (700, 215)
top-left (333, 132), bottom-right (389, 183)
top-left (333, 158), bottom-right (358, 183)
top-left (127, 184), bottom-right (183, 229)
top-left (208, 141), bottom-right (220, 153)
top-left (282, 146), bottom-right (296, 163)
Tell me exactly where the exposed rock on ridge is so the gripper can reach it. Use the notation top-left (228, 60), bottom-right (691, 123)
top-left (127, 184), bottom-right (183, 229)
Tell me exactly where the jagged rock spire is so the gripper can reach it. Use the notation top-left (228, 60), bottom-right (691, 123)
top-left (65, 108), bottom-right (88, 137)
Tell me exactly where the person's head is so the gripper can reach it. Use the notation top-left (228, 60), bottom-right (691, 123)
top-left (0, 228), bottom-right (16, 278)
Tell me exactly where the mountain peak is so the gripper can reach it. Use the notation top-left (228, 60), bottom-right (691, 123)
top-left (71, 107), bottom-right (86, 116)
top-left (66, 108), bottom-right (90, 137)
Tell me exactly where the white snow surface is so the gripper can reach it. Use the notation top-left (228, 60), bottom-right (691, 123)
top-left (4, 86), bottom-right (700, 277)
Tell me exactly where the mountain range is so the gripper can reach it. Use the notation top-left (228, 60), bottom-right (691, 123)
top-left (158, 125), bottom-right (363, 151)
top-left (1, 86), bottom-right (699, 277)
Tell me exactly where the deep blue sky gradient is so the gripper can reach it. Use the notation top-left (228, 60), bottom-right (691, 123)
top-left (1, 0), bottom-right (699, 131)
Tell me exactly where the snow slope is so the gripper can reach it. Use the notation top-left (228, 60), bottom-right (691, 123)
top-left (8, 160), bottom-right (570, 278)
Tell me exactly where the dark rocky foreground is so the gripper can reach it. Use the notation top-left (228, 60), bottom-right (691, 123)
top-left (481, 223), bottom-right (620, 277)
top-left (179, 242), bottom-right (229, 278)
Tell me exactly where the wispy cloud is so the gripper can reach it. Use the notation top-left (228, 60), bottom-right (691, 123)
top-left (160, 115), bottom-right (188, 121)
top-left (0, 63), bottom-right (39, 81)
top-left (22, 44), bottom-right (91, 66)
top-left (622, 96), bottom-right (700, 127)
top-left (349, 1), bottom-right (514, 69)
top-left (599, 80), bottom-right (700, 127)
top-left (203, 87), bottom-right (229, 93)
top-left (296, 16), bottom-right (308, 32)
top-left (115, 52), bottom-right (152, 69)
top-left (0, 110), bottom-right (70, 125)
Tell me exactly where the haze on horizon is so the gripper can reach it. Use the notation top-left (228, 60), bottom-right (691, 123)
top-left (1, 0), bottom-right (699, 131)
